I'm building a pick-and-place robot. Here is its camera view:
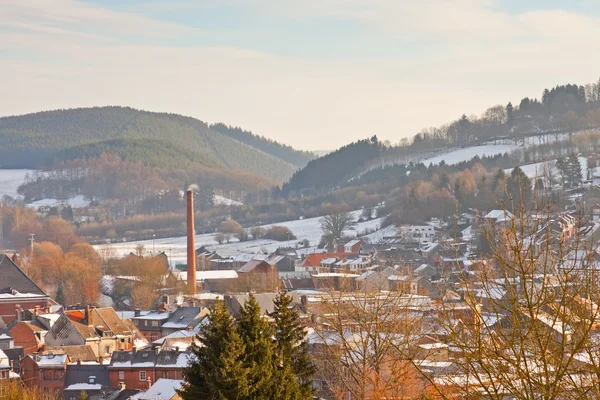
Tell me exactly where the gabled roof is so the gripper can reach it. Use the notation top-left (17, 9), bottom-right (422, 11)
top-left (225, 293), bottom-right (278, 316)
top-left (0, 254), bottom-right (47, 296)
top-left (161, 307), bottom-right (202, 330)
top-left (46, 345), bottom-right (97, 362)
top-left (132, 379), bottom-right (184, 400)
top-left (238, 259), bottom-right (274, 273)
top-left (89, 307), bottom-right (135, 336)
top-left (300, 253), bottom-right (346, 267)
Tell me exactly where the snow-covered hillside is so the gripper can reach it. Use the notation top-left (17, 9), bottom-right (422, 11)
top-left (214, 195), bottom-right (243, 206)
top-left (420, 144), bottom-right (520, 166)
top-left (98, 210), bottom-right (384, 265)
top-left (504, 157), bottom-right (590, 180)
top-left (0, 169), bottom-right (33, 199)
top-left (26, 195), bottom-right (89, 209)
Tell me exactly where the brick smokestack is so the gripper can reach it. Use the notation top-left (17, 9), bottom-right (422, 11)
top-left (187, 189), bottom-right (196, 295)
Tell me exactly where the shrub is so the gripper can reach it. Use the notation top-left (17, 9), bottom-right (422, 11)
top-left (264, 226), bottom-right (296, 241)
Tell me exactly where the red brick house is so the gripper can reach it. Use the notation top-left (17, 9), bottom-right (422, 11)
top-left (10, 320), bottom-right (47, 355)
top-left (108, 349), bottom-right (191, 390)
top-left (0, 255), bottom-right (53, 324)
top-left (45, 307), bottom-right (138, 357)
top-left (20, 353), bottom-right (68, 396)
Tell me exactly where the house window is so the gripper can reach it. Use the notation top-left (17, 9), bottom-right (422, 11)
top-left (54, 370), bottom-right (64, 380)
top-left (105, 346), bottom-right (110, 354)
top-left (152, 321), bottom-right (159, 327)
top-left (144, 320), bottom-right (148, 326)
top-left (118, 371), bottom-right (125, 380)
top-left (161, 371), bottom-right (168, 379)
top-left (139, 371), bottom-right (146, 381)
top-left (43, 370), bottom-right (53, 381)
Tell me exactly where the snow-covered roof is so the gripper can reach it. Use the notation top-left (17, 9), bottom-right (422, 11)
top-left (30, 353), bottom-right (67, 366)
top-left (132, 312), bottom-right (170, 321)
top-left (174, 270), bottom-right (238, 281)
top-left (483, 209), bottom-right (514, 222)
top-left (132, 379), bottom-right (184, 400)
top-left (344, 239), bottom-right (362, 248)
top-left (65, 383), bottom-right (102, 391)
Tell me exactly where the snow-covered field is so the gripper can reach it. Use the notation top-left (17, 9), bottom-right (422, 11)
top-left (26, 195), bottom-right (89, 209)
top-left (98, 210), bottom-right (384, 265)
top-left (505, 157), bottom-right (589, 180)
top-left (420, 144), bottom-right (520, 166)
top-left (0, 169), bottom-right (33, 198)
top-left (214, 195), bottom-right (243, 206)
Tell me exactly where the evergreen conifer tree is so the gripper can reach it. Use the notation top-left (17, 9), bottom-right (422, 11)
top-left (55, 283), bottom-right (65, 306)
top-left (568, 153), bottom-right (582, 187)
top-left (506, 166), bottom-right (532, 209)
top-left (237, 294), bottom-right (276, 399)
top-left (555, 157), bottom-right (568, 187)
top-left (180, 300), bottom-right (249, 400)
top-left (270, 290), bottom-right (316, 399)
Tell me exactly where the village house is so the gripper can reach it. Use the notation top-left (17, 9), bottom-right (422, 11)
top-left (21, 353), bottom-right (68, 395)
top-left (160, 307), bottom-right (207, 338)
top-left (133, 378), bottom-right (184, 400)
top-left (237, 260), bottom-right (279, 292)
top-left (108, 348), bottom-right (191, 390)
top-left (10, 320), bottom-right (47, 355)
top-left (45, 307), bottom-right (138, 357)
top-left (63, 362), bottom-right (110, 400)
top-left (131, 310), bottom-right (171, 342)
top-left (0, 255), bottom-right (54, 325)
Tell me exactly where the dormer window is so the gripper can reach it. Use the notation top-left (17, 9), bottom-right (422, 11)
top-left (89, 376), bottom-right (96, 384)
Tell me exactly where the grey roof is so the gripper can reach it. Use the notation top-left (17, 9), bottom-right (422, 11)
top-left (0, 254), bottom-right (47, 295)
top-left (109, 349), bottom-right (192, 368)
top-left (225, 293), bottom-right (278, 316)
top-left (162, 307), bottom-right (202, 330)
top-left (65, 363), bottom-right (110, 388)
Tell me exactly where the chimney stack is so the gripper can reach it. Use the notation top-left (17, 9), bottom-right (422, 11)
top-left (187, 189), bottom-right (197, 295)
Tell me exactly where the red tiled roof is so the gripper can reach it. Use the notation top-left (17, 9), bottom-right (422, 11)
top-left (301, 253), bottom-right (347, 267)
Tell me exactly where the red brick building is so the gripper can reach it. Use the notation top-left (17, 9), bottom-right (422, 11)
top-left (20, 353), bottom-right (68, 396)
top-left (0, 255), bottom-right (53, 325)
top-left (10, 321), bottom-right (47, 355)
top-left (108, 349), bottom-right (191, 390)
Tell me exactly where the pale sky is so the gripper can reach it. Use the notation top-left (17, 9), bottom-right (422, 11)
top-left (2, 1), bottom-right (600, 150)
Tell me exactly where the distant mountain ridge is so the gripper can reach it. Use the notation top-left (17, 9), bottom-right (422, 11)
top-left (0, 106), bottom-right (311, 182)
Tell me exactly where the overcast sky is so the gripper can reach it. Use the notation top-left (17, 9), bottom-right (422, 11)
top-left (2, 0), bottom-right (600, 150)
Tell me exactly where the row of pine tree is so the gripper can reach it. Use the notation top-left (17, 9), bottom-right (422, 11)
top-left (180, 292), bottom-right (315, 400)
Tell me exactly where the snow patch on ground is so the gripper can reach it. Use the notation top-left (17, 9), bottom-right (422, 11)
top-left (214, 195), bottom-right (243, 206)
top-left (26, 195), bottom-right (89, 209)
top-left (505, 157), bottom-right (589, 180)
top-left (98, 210), bottom-right (384, 265)
top-left (0, 169), bottom-right (33, 199)
top-left (420, 144), bottom-right (520, 166)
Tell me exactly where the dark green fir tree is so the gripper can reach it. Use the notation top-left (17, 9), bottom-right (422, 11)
top-left (180, 300), bottom-right (249, 400)
top-left (270, 290), bottom-right (316, 399)
top-left (237, 294), bottom-right (276, 399)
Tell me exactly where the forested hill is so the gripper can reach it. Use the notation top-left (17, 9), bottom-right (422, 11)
top-left (210, 123), bottom-right (314, 168)
top-left (281, 137), bottom-right (383, 197)
top-left (0, 106), bottom-right (307, 182)
top-left (47, 139), bottom-right (220, 170)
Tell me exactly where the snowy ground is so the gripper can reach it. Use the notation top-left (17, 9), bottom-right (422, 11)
top-left (420, 144), bottom-right (520, 166)
top-left (97, 210), bottom-right (384, 265)
top-left (505, 157), bottom-right (590, 180)
top-left (26, 195), bottom-right (89, 209)
top-left (214, 195), bottom-right (243, 206)
top-left (0, 169), bottom-right (33, 198)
